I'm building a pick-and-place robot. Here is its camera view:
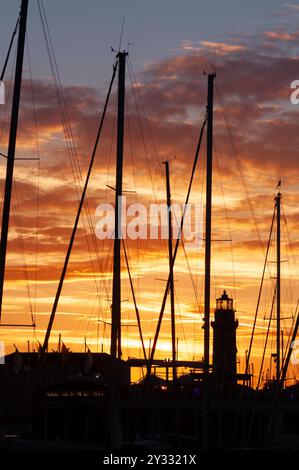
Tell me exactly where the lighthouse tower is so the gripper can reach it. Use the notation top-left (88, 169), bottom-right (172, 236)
top-left (211, 290), bottom-right (238, 382)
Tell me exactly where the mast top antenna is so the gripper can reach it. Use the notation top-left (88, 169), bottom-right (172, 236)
top-left (275, 179), bottom-right (282, 198)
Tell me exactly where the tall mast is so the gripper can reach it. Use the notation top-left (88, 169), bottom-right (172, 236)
top-left (203, 73), bottom-right (215, 375)
top-left (203, 73), bottom-right (215, 449)
top-left (275, 185), bottom-right (281, 382)
top-left (0, 0), bottom-right (28, 322)
top-left (110, 51), bottom-right (127, 359)
top-left (41, 61), bottom-right (117, 354)
top-left (163, 160), bottom-right (176, 380)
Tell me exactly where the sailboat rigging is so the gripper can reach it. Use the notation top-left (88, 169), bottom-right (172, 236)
top-left (0, 0), bottom-right (298, 452)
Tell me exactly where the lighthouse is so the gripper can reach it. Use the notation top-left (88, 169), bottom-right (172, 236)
top-left (211, 290), bottom-right (238, 383)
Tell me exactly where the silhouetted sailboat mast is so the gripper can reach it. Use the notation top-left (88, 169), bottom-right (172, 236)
top-left (275, 186), bottom-right (281, 382)
top-left (41, 61), bottom-right (117, 353)
top-left (203, 73), bottom-right (215, 378)
top-left (202, 73), bottom-right (215, 448)
top-left (163, 159), bottom-right (177, 380)
top-left (0, 0), bottom-right (28, 322)
top-left (2, 4), bottom-right (299, 451)
top-left (111, 51), bottom-right (127, 360)
top-left (1, 2), bottom-right (295, 396)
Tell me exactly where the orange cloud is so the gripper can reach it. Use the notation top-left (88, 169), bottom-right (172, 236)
top-left (265, 31), bottom-right (299, 41)
top-left (200, 41), bottom-right (247, 54)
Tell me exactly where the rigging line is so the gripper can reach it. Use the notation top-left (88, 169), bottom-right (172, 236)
top-left (118, 17), bottom-right (125, 52)
top-left (127, 62), bottom-right (169, 292)
top-left (38, 4), bottom-right (85, 210)
top-left (12, 183), bottom-right (34, 324)
top-left (257, 285), bottom-right (277, 389)
top-left (49, 137), bottom-right (116, 347)
top-left (174, 286), bottom-right (190, 361)
top-left (125, 92), bottom-right (140, 300)
top-left (132, 116), bottom-right (207, 444)
top-left (123, 239), bottom-right (147, 360)
top-left (0, 15), bottom-right (20, 81)
top-left (282, 202), bottom-right (298, 273)
top-left (79, 291), bottom-right (100, 343)
top-left (77, 298), bottom-right (102, 348)
top-left (101, 238), bottom-right (115, 327)
top-left (128, 59), bottom-right (168, 261)
top-left (172, 216), bottom-right (203, 317)
top-left (48, 86), bottom-right (108, 303)
top-left (39, 0), bottom-right (86, 187)
top-left (281, 202), bottom-right (297, 316)
top-left (126, 59), bottom-right (169, 294)
top-left (128, 59), bottom-right (164, 172)
top-left (98, 227), bottom-right (115, 349)
top-left (232, 203), bottom-right (276, 439)
top-left (267, 304), bottom-right (299, 435)
top-left (126, 63), bottom-right (168, 322)
top-left (282, 296), bottom-right (299, 373)
top-left (0, 41), bottom-right (17, 145)
top-left (38, 3), bottom-right (81, 196)
top-left (38, 3), bottom-right (77, 167)
top-left (127, 60), bottom-right (164, 212)
top-left (193, 139), bottom-right (206, 347)
top-left (94, 225), bottom-right (115, 333)
top-left (213, 140), bottom-right (237, 301)
top-left (244, 203), bottom-right (276, 377)
top-left (127, 61), bottom-right (165, 212)
top-left (101, 93), bottom-right (117, 302)
top-left (38, 3), bottom-right (85, 206)
top-left (72, 282), bottom-right (98, 340)
top-left (274, 200), bottom-right (296, 381)
top-left (145, 114), bottom-right (206, 373)
top-left (215, 83), bottom-right (265, 255)
top-left (5, 16), bottom-right (35, 326)
top-left (231, 202), bottom-right (276, 447)
top-left (246, 329), bottom-right (274, 447)
top-left (41, 59), bottom-right (118, 353)
top-left (26, 31), bottom-right (40, 327)
top-left (281, 220), bottom-right (294, 332)
top-left (279, 207), bottom-right (293, 310)
top-left (38, 1), bottom-right (110, 306)
top-left (127, 63), bottom-right (159, 205)
top-left (268, 229), bottom-right (279, 295)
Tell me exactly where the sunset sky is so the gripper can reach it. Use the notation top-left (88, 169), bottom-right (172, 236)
top-left (0, 0), bottom-right (299, 384)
